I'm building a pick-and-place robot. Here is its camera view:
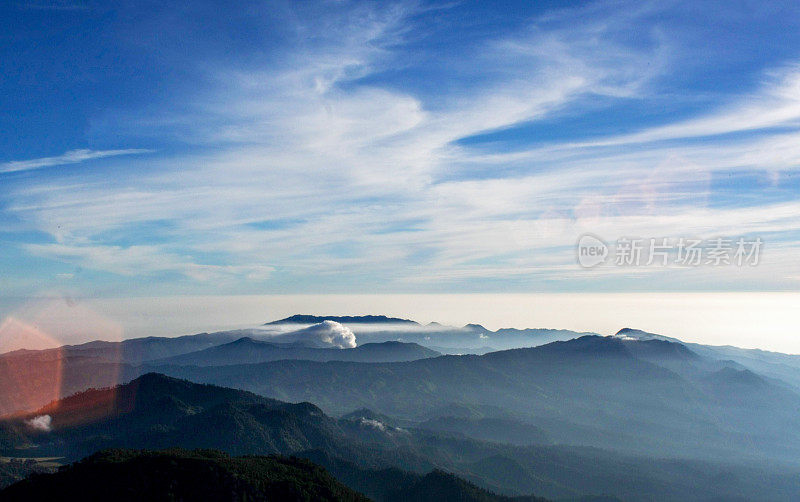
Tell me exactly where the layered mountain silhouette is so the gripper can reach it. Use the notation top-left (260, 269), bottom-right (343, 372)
top-left (0, 324), bottom-right (441, 415)
top-left (2, 373), bottom-right (800, 501)
top-left (618, 328), bottom-right (800, 390)
top-left (155, 335), bottom-right (800, 465)
top-left (0, 315), bottom-right (599, 416)
top-left (5, 317), bottom-right (800, 500)
top-left (0, 374), bottom-right (562, 499)
top-left (6, 330), bottom-right (800, 464)
top-left (153, 338), bottom-right (440, 366)
top-left (267, 315), bottom-right (596, 352)
top-left (350, 325), bottom-right (595, 353)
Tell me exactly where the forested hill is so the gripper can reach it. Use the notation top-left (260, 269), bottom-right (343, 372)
top-left (0, 449), bottom-right (367, 502)
top-left (0, 449), bottom-right (552, 502)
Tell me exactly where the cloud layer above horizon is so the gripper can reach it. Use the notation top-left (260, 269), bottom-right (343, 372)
top-left (2, 0), bottom-right (800, 297)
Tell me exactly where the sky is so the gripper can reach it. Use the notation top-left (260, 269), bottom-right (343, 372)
top-left (1, 1), bottom-right (800, 347)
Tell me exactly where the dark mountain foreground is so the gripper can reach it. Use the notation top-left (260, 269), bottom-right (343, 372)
top-left (300, 450), bottom-right (554, 502)
top-left (0, 372), bottom-right (352, 460)
top-left (0, 449), bottom-right (368, 502)
top-left (0, 459), bottom-right (53, 489)
top-left (0, 448), bottom-right (555, 502)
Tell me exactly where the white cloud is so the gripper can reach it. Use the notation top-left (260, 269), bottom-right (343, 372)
top-left (24, 243), bottom-right (273, 282)
top-left (0, 149), bottom-right (152, 174)
top-left (4, 1), bottom-right (800, 292)
top-left (25, 414), bottom-right (52, 432)
top-left (560, 66), bottom-right (800, 148)
top-left (269, 320), bottom-right (357, 348)
top-left (359, 417), bottom-right (386, 431)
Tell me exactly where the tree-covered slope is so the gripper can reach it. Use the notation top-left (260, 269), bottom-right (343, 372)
top-left (157, 335), bottom-right (800, 464)
top-left (0, 449), bottom-right (368, 502)
top-left (0, 373), bottom-right (352, 460)
top-left (2, 373), bottom-right (799, 501)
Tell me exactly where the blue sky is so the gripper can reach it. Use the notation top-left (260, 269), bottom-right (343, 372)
top-left (2, 0), bottom-right (800, 300)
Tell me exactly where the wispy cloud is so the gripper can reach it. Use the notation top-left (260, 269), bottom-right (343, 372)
top-left (23, 242), bottom-right (274, 282)
top-left (22, 1), bottom-right (90, 11)
top-left (3, 0), bottom-right (800, 294)
top-left (561, 66), bottom-right (800, 148)
top-left (0, 149), bottom-right (152, 174)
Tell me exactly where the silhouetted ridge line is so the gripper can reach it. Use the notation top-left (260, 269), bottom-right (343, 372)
top-left (267, 315), bottom-right (418, 325)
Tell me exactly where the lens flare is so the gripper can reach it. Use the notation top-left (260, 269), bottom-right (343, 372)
top-left (0, 297), bottom-right (126, 424)
top-left (0, 317), bottom-right (63, 416)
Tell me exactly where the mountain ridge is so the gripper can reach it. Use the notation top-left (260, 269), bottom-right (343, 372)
top-left (152, 338), bottom-right (441, 366)
top-left (267, 315), bottom-right (419, 325)
top-left (149, 334), bottom-right (800, 466)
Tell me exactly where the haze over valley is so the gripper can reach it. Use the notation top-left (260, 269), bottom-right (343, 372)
top-left (3, 314), bottom-right (800, 500)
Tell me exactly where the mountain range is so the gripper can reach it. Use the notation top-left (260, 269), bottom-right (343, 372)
top-left (152, 338), bottom-right (440, 366)
top-left (3, 315), bottom-right (800, 500)
top-left (2, 372), bottom-right (800, 500)
top-left (150, 334), bottom-right (800, 465)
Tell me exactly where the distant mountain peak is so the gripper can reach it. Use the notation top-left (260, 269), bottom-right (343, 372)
top-left (614, 327), bottom-right (681, 343)
top-left (551, 335), bottom-right (630, 355)
top-left (708, 366), bottom-right (769, 387)
top-left (222, 337), bottom-right (281, 348)
top-left (228, 336), bottom-right (260, 346)
top-left (130, 372), bottom-right (184, 388)
top-left (616, 337), bottom-right (699, 361)
top-left (266, 314), bottom-right (418, 325)
top-left (463, 323), bottom-right (490, 333)
top-left (616, 327), bottom-right (654, 338)
top-left (482, 335), bottom-right (633, 362)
